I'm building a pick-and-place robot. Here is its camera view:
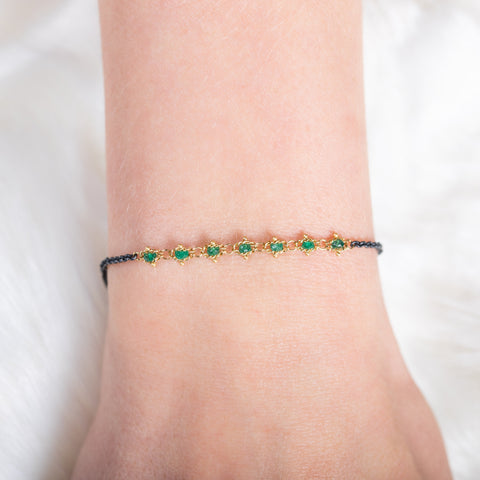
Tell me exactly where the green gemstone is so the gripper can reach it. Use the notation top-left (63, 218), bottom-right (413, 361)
top-left (207, 245), bottom-right (220, 257)
top-left (301, 240), bottom-right (315, 250)
top-left (270, 242), bottom-right (284, 252)
top-left (238, 243), bottom-right (252, 254)
top-left (174, 249), bottom-right (190, 260)
top-left (330, 238), bottom-right (345, 250)
top-left (143, 251), bottom-right (157, 263)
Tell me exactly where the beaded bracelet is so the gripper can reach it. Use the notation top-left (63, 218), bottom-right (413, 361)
top-left (100, 232), bottom-right (382, 287)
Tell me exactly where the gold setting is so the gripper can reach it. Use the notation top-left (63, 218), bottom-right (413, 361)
top-left (296, 234), bottom-right (317, 255)
top-left (139, 246), bottom-right (160, 267)
top-left (235, 236), bottom-right (256, 260)
top-left (172, 244), bottom-right (192, 265)
top-left (326, 232), bottom-right (351, 256)
top-left (265, 237), bottom-right (287, 257)
top-left (136, 232), bottom-right (353, 265)
top-left (203, 241), bottom-right (224, 262)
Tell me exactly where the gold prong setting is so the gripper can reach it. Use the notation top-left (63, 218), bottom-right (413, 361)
top-left (235, 236), bottom-right (256, 260)
top-left (203, 241), bottom-right (223, 262)
top-left (326, 232), bottom-right (350, 256)
top-left (172, 244), bottom-right (191, 265)
top-left (265, 237), bottom-right (287, 257)
top-left (297, 234), bottom-right (317, 255)
top-left (139, 246), bottom-right (160, 267)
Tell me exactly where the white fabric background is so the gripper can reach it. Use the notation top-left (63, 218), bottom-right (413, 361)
top-left (0, 0), bottom-right (479, 478)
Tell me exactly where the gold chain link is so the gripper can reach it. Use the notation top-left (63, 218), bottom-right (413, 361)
top-left (134, 232), bottom-right (356, 266)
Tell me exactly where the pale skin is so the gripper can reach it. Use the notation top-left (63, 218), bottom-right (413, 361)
top-left (72, 1), bottom-right (453, 478)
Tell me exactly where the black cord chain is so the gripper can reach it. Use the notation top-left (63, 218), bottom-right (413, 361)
top-left (100, 253), bottom-right (138, 287)
top-left (349, 241), bottom-right (383, 255)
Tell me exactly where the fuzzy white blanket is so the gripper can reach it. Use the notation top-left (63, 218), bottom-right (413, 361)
top-left (1, 1), bottom-right (479, 478)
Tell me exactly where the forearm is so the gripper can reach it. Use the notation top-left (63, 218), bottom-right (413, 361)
top-left (100, 0), bottom-right (374, 259)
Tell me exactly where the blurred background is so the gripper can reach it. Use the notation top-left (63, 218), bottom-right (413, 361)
top-left (0, 0), bottom-right (479, 478)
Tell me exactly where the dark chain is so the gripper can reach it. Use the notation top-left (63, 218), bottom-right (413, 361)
top-left (100, 253), bottom-right (138, 287)
top-left (349, 240), bottom-right (383, 255)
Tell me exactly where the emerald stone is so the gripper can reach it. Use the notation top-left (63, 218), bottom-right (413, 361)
top-left (301, 240), bottom-right (315, 250)
top-left (330, 238), bottom-right (345, 250)
top-left (207, 245), bottom-right (220, 257)
top-left (270, 242), bottom-right (284, 253)
top-left (238, 243), bottom-right (252, 254)
top-left (174, 249), bottom-right (190, 260)
top-left (143, 251), bottom-right (157, 263)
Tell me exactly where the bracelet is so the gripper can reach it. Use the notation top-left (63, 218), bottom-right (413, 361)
top-left (99, 232), bottom-right (382, 287)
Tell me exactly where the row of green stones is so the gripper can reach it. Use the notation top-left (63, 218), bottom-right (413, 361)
top-left (140, 234), bottom-right (348, 265)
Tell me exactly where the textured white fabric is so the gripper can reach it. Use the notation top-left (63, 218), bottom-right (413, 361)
top-left (0, 1), bottom-right (479, 478)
